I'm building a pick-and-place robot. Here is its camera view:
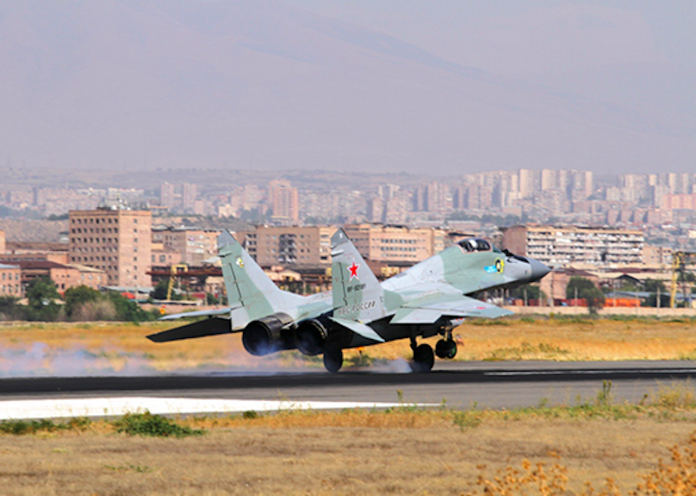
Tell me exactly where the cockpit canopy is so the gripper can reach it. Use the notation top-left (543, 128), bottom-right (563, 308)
top-left (457, 237), bottom-right (495, 253)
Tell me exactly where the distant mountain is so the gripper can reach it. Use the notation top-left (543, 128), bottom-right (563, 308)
top-left (0, 0), bottom-right (693, 175)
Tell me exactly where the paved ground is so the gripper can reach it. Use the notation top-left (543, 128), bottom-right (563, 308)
top-left (1, 361), bottom-right (695, 412)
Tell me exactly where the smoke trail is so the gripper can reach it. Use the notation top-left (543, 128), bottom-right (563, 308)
top-left (0, 343), bottom-right (413, 377)
top-left (0, 342), bottom-right (157, 377)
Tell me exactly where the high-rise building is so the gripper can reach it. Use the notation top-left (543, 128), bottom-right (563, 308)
top-left (160, 183), bottom-right (176, 209)
top-left (68, 208), bottom-right (152, 287)
top-left (243, 226), bottom-right (333, 266)
top-left (182, 183), bottom-right (198, 212)
top-left (269, 180), bottom-right (299, 224)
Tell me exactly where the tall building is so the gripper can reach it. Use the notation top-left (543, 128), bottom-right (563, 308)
top-left (151, 227), bottom-right (220, 266)
top-left (269, 180), bottom-right (299, 224)
top-left (343, 224), bottom-right (447, 264)
top-left (68, 208), bottom-right (152, 287)
top-left (662, 194), bottom-right (696, 211)
top-left (182, 183), bottom-right (198, 212)
top-left (0, 230), bottom-right (5, 254)
top-left (160, 183), bottom-right (176, 209)
top-left (243, 226), bottom-right (333, 266)
top-left (502, 225), bottom-right (644, 266)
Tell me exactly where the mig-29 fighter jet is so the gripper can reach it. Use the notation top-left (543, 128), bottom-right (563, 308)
top-left (147, 229), bottom-right (550, 373)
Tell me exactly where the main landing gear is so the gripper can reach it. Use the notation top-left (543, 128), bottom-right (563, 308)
top-left (323, 348), bottom-right (343, 373)
top-left (435, 327), bottom-right (458, 360)
top-left (409, 336), bottom-right (435, 373)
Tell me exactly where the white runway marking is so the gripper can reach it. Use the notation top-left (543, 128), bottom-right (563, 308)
top-left (0, 397), bottom-right (428, 420)
top-left (485, 369), bottom-right (696, 376)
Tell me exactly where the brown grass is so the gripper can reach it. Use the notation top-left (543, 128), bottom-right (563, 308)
top-left (1, 317), bottom-right (696, 375)
top-left (367, 317), bottom-right (696, 362)
top-left (0, 413), bottom-right (695, 495)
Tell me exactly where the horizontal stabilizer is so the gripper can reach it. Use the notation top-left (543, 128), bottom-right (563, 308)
top-left (159, 307), bottom-right (234, 321)
top-left (147, 317), bottom-right (233, 343)
top-left (329, 317), bottom-right (385, 343)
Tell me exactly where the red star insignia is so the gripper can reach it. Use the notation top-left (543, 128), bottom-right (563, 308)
top-left (348, 262), bottom-right (359, 280)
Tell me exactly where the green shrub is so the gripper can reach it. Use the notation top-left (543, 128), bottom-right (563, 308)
top-left (113, 411), bottom-right (204, 438)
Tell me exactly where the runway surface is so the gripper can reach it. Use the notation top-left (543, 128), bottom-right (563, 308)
top-left (1, 361), bottom-right (695, 419)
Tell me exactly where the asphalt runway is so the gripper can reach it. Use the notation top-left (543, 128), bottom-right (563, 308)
top-left (2, 361), bottom-right (696, 410)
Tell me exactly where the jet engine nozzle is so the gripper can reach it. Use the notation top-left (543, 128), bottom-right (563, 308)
top-left (295, 319), bottom-right (328, 356)
top-left (242, 313), bottom-right (295, 356)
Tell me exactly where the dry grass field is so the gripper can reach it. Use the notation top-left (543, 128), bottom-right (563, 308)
top-left (2, 406), bottom-right (696, 495)
top-left (1, 317), bottom-right (696, 374)
top-left (3, 318), bottom-right (696, 494)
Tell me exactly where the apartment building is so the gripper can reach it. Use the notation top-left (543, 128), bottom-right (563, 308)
top-left (268, 180), bottom-right (299, 224)
top-left (502, 225), bottom-right (644, 267)
top-left (343, 224), bottom-right (447, 263)
top-left (0, 263), bottom-right (21, 297)
top-left (151, 227), bottom-right (219, 266)
top-left (0, 260), bottom-right (107, 293)
top-left (242, 226), bottom-right (333, 266)
top-left (68, 208), bottom-right (152, 287)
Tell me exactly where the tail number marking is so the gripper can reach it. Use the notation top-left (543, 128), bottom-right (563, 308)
top-left (335, 300), bottom-right (376, 316)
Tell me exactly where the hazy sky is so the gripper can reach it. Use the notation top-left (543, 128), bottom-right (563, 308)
top-left (290, 0), bottom-right (696, 116)
top-left (0, 1), bottom-right (694, 175)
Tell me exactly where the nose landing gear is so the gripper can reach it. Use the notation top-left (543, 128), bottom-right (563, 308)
top-left (435, 338), bottom-right (457, 359)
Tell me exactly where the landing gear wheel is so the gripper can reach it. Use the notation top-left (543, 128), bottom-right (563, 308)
top-left (409, 344), bottom-right (435, 373)
top-left (435, 339), bottom-right (458, 359)
top-left (323, 348), bottom-right (343, 373)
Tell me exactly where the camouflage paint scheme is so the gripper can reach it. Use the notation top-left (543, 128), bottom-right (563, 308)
top-left (149, 228), bottom-right (549, 364)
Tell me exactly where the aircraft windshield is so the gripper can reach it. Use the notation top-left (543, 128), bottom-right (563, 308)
top-left (457, 238), bottom-right (492, 253)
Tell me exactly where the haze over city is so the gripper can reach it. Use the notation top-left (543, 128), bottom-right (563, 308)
top-left (1, 0), bottom-right (694, 175)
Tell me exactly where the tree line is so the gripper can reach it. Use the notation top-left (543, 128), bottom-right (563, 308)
top-left (0, 277), bottom-right (157, 322)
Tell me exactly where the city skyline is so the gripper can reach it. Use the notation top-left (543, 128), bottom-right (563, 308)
top-left (2, 166), bottom-right (696, 255)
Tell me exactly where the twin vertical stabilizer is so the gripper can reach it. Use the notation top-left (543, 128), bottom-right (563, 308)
top-left (218, 231), bottom-right (303, 322)
top-left (330, 229), bottom-right (386, 327)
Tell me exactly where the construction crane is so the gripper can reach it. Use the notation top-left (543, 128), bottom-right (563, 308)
top-left (167, 264), bottom-right (189, 301)
top-left (670, 251), bottom-right (696, 308)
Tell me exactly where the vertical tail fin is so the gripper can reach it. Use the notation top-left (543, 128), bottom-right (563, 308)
top-left (218, 231), bottom-right (302, 321)
top-left (330, 229), bottom-right (386, 323)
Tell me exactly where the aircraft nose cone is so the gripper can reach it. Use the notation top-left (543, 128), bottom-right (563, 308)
top-left (528, 258), bottom-right (551, 282)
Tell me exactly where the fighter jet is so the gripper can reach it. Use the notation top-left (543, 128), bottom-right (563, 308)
top-left (147, 229), bottom-right (550, 372)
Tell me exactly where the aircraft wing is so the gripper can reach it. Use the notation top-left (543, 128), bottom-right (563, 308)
top-left (159, 306), bottom-right (235, 321)
top-left (390, 293), bottom-right (513, 324)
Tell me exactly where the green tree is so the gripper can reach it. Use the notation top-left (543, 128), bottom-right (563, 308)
top-left (25, 277), bottom-right (61, 321)
top-left (509, 284), bottom-right (544, 301)
top-left (106, 292), bottom-right (155, 322)
top-left (566, 277), bottom-right (605, 314)
top-left (0, 296), bottom-right (21, 320)
top-left (152, 279), bottom-right (170, 300)
top-left (642, 279), bottom-right (669, 307)
top-left (151, 278), bottom-right (183, 301)
top-left (63, 285), bottom-right (103, 318)
top-left (205, 292), bottom-right (220, 305)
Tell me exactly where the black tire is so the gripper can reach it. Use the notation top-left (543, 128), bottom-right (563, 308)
top-left (409, 344), bottom-right (435, 372)
top-left (436, 339), bottom-right (458, 359)
top-left (323, 348), bottom-right (343, 373)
